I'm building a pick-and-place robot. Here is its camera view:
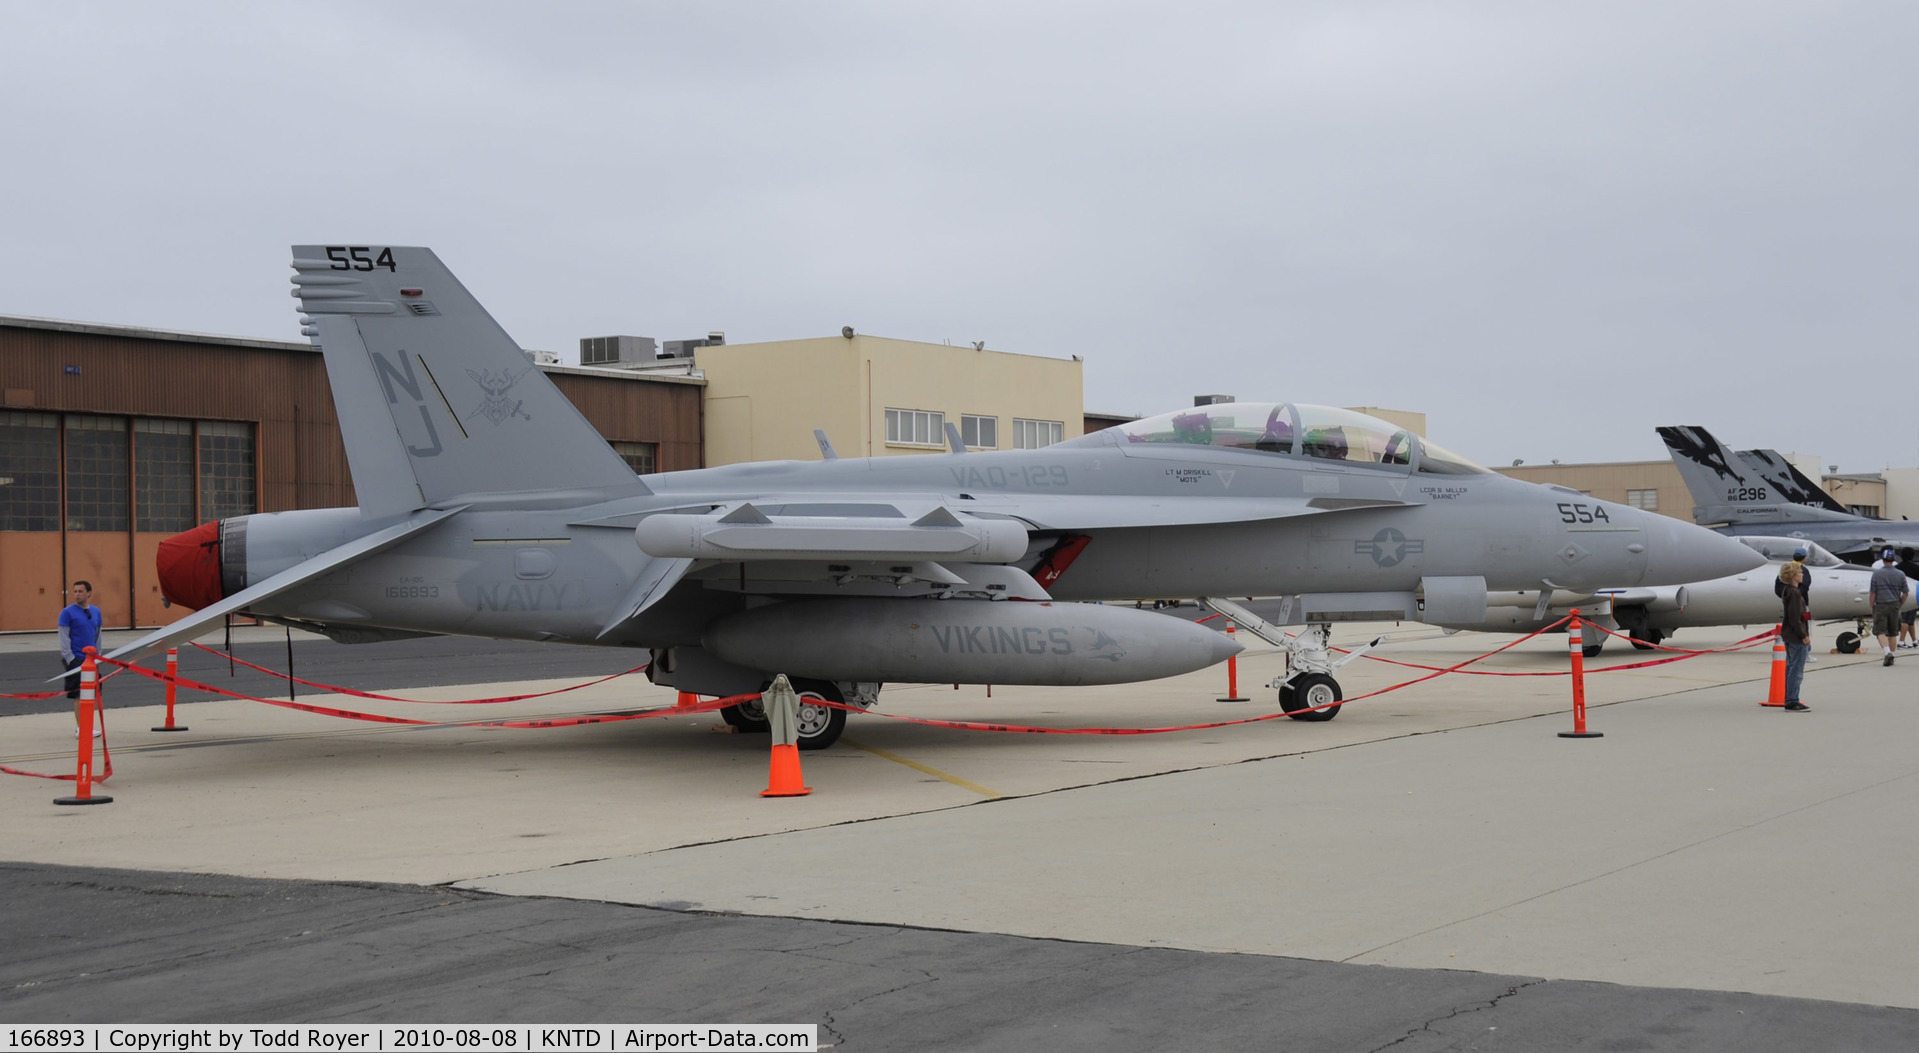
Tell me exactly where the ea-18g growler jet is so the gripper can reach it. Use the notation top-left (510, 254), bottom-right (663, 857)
top-left (107, 246), bottom-right (1764, 748)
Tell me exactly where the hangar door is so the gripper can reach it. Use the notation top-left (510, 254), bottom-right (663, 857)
top-left (0, 412), bottom-right (255, 632)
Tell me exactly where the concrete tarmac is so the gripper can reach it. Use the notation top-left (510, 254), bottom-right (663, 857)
top-left (4, 620), bottom-right (1917, 1047)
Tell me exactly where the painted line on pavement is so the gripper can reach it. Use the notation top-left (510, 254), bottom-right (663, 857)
top-left (845, 738), bottom-right (1004, 799)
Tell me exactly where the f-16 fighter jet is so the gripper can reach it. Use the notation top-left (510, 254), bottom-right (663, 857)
top-left (1661, 424), bottom-right (1919, 576)
top-left (108, 246), bottom-right (1762, 748)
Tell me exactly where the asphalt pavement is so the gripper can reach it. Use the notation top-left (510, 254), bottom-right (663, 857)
top-left (6, 622), bottom-right (1919, 1049)
top-left (5, 861), bottom-right (1914, 1051)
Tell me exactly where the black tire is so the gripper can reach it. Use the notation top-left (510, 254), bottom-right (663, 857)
top-left (791, 678), bottom-right (848, 751)
top-left (1279, 673), bottom-right (1342, 722)
top-left (1836, 631), bottom-right (1861, 655)
top-left (722, 679), bottom-right (848, 749)
top-left (1628, 627), bottom-right (1663, 652)
top-left (1583, 642), bottom-right (1604, 659)
top-left (720, 696), bottom-right (770, 733)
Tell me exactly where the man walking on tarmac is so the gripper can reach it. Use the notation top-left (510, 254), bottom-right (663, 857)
top-left (1869, 549), bottom-right (1907, 666)
top-left (57, 580), bottom-right (102, 734)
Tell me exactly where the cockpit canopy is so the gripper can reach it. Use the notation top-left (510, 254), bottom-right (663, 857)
top-left (1058, 402), bottom-right (1490, 475)
top-left (1737, 536), bottom-right (1844, 568)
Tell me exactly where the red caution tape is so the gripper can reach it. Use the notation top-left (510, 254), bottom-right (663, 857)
top-left (819, 615), bottom-right (1581, 733)
top-left (95, 656), bottom-right (748, 729)
top-left (0, 615), bottom-right (1789, 774)
top-left (1583, 623), bottom-right (1777, 655)
top-left (187, 642), bottom-right (647, 703)
top-left (1, 664), bottom-right (128, 700)
top-left (0, 707), bottom-right (115, 782)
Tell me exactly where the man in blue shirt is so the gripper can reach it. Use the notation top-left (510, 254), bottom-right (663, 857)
top-left (58, 580), bottom-right (102, 732)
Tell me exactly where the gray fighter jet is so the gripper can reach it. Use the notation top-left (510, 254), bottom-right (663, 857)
top-left (108, 246), bottom-right (1762, 748)
top-left (1409, 537), bottom-right (1914, 655)
top-left (1660, 425), bottom-right (1919, 575)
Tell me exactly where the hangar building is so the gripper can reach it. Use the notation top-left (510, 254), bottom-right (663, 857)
top-left (0, 316), bottom-right (702, 633)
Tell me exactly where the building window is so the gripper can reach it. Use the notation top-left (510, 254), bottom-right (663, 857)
top-left (1848, 504), bottom-right (1881, 518)
top-left (136, 418), bottom-right (196, 531)
top-left (885, 408), bottom-right (946, 446)
top-left (199, 421), bottom-right (256, 521)
top-left (1013, 418), bottom-right (1064, 450)
top-left (960, 414), bottom-right (998, 450)
top-left (0, 411), bottom-right (59, 531)
top-left (65, 415), bottom-right (129, 532)
top-left (1626, 489), bottom-right (1658, 511)
top-left (612, 441), bottom-right (657, 476)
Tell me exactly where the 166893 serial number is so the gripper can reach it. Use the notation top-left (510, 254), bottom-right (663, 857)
top-left (8, 1032), bottom-right (87, 1048)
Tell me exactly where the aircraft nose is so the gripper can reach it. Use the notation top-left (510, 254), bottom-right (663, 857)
top-left (1638, 514), bottom-right (1765, 586)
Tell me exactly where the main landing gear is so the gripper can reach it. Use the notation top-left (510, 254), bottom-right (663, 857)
top-left (1197, 599), bottom-right (1384, 723)
top-left (720, 678), bottom-right (871, 750)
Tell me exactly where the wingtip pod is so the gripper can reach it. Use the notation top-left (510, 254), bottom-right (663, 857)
top-left (290, 245), bottom-right (645, 518)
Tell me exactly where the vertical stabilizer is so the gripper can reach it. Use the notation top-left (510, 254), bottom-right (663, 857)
top-left (291, 245), bottom-right (645, 517)
top-left (1657, 425), bottom-right (1853, 527)
top-left (1736, 449), bottom-right (1850, 514)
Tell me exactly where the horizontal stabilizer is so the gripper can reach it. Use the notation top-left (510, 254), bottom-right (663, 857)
top-left (597, 557), bottom-right (695, 638)
top-left (97, 507), bottom-right (463, 668)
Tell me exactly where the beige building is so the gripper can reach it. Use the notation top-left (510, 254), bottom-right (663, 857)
top-left (1499, 461), bottom-right (1693, 521)
top-left (1347, 406), bottom-right (1427, 439)
top-left (1500, 458), bottom-right (1919, 526)
top-left (692, 334), bottom-right (1083, 465)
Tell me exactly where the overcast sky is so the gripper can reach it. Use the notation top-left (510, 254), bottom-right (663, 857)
top-left (2, 2), bottom-right (1911, 471)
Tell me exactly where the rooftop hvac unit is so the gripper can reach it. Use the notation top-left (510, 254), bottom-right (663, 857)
top-left (580, 335), bottom-right (657, 366)
top-left (1193, 394), bottom-right (1235, 406)
top-left (661, 331), bottom-right (725, 359)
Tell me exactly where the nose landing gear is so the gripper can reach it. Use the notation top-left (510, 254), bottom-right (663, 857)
top-left (1198, 598), bottom-right (1384, 723)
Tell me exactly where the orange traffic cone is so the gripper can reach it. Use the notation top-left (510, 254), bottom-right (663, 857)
top-left (1762, 625), bottom-right (1786, 707)
top-left (675, 691), bottom-right (699, 709)
top-left (761, 743), bottom-right (811, 797)
top-left (55, 649), bottom-right (112, 806)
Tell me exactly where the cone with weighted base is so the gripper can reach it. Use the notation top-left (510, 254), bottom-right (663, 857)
top-left (55, 650), bottom-right (112, 806)
top-left (152, 647), bottom-right (188, 731)
top-left (1762, 626), bottom-right (1786, 707)
top-left (759, 674), bottom-right (812, 797)
top-left (1558, 610), bottom-right (1603, 739)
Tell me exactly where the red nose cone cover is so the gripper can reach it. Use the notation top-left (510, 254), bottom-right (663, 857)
top-left (157, 521), bottom-right (224, 611)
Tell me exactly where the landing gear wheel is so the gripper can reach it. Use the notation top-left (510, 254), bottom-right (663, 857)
top-left (1583, 642), bottom-right (1605, 659)
top-left (1836, 631), bottom-right (1861, 655)
top-left (721, 696), bottom-right (770, 733)
top-left (791, 679), bottom-right (848, 751)
top-left (1279, 673), bottom-right (1342, 722)
top-left (1628, 627), bottom-right (1664, 652)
